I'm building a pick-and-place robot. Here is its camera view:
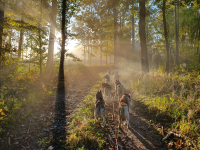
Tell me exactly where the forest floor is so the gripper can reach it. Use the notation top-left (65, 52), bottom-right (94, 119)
top-left (0, 65), bottom-right (168, 150)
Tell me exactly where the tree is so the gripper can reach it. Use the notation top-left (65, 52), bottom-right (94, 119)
top-left (0, 0), bottom-right (5, 67)
top-left (113, 0), bottom-right (118, 66)
top-left (163, 0), bottom-right (170, 72)
top-left (139, 0), bottom-right (149, 72)
top-left (175, 0), bottom-right (179, 66)
top-left (46, 0), bottom-right (57, 75)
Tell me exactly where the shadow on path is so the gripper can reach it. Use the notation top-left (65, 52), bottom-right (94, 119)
top-left (53, 72), bottom-right (66, 149)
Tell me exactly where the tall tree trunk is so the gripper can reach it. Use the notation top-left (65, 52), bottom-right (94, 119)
top-left (0, 1), bottom-right (4, 68)
top-left (113, 0), bottom-right (117, 66)
top-left (132, 2), bottom-right (135, 56)
top-left (59, 0), bottom-right (66, 81)
top-left (46, 0), bottom-right (57, 74)
top-left (90, 46), bottom-right (92, 64)
top-left (163, 0), bottom-right (170, 72)
top-left (18, 16), bottom-right (24, 58)
top-left (100, 45), bottom-right (102, 65)
top-left (87, 46), bottom-right (89, 64)
top-left (84, 45), bottom-right (86, 63)
top-left (106, 41), bottom-right (108, 65)
top-left (53, 1), bottom-right (66, 148)
top-left (175, 0), bottom-right (179, 66)
top-left (139, 0), bottom-right (149, 72)
top-left (38, 0), bottom-right (43, 77)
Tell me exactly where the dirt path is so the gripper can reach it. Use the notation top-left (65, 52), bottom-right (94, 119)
top-left (0, 66), bottom-right (167, 150)
top-left (101, 74), bottom-right (168, 150)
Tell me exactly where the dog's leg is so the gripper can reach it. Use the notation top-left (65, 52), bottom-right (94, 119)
top-left (118, 107), bottom-right (122, 128)
top-left (126, 110), bottom-right (130, 129)
top-left (103, 112), bottom-right (106, 127)
top-left (94, 109), bottom-right (96, 125)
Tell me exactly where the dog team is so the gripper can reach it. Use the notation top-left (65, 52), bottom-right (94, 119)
top-left (94, 70), bottom-right (131, 129)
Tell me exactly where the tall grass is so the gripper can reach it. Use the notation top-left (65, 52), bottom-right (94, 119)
top-left (66, 81), bottom-right (106, 149)
top-left (130, 70), bottom-right (200, 148)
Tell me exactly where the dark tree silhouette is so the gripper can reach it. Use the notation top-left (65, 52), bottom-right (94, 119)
top-left (163, 0), bottom-right (170, 72)
top-left (0, 0), bottom-right (5, 67)
top-left (53, 0), bottom-right (66, 149)
top-left (139, 0), bottom-right (149, 72)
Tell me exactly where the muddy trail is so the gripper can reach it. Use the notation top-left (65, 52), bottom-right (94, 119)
top-left (0, 66), bottom-right (167, 150)
top-left (101, 80), bottom-right (168, 150)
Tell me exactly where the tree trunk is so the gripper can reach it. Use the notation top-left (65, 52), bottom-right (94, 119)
top-left (0, 1), bottom-right (4, 68)
top-left (113, 0), bottom-right (117, 66)
top-left (84, 45), bottom-right (86, 63)
top-left (132, 2), bottom-right (135, 56)
top-left (106, 41), bottom-right (108, 65)
top-left (46, 0), bottom-right (57, 74)
top-left (90, 46), bottom-right (92, 64)
top-left (100, 45), bottom-right (102, 65)
top-left (59, 0), bottom-right (66, 81)
top-left (163, 0), bottom-right (170, 72)
top-left (175, 0), bottom-right (179, 66)
top-left (87, 46), bottom-right (89, 64)
top-left (139, 0), bottom-right (149, 72)
top-left (38, 0), bottom-right (43, 77)
top-left (18, 16), bottom-right (24, 58)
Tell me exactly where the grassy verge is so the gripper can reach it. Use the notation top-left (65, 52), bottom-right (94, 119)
top-left (130, 70), bottom-right (200, 149)
top-left (66, 81), bottom-right (106, 150)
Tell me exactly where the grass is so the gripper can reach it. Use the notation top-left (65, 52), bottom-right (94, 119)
top-left (66, 81), bottom-right (106, 150)
top-left (129, 70), bottom-right (200, 149)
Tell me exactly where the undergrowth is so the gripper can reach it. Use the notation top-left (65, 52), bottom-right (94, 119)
top-left (130, 70), bottom-right (200, 149)
top-left (0, 62), bottom-right (57, 134)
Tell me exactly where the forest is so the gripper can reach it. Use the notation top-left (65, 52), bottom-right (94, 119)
top-left (0, 0), bottom-right (200, 149)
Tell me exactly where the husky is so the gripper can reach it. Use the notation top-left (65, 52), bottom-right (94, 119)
top-left (113, 72), bottom-right (120, 82)
top-left (94, 90), bottom-right (106, 126)
top-left (108, 70), bottom-right (111, 76)
top-left (118, 93), bottom-right (131, 129)
top-left (115, 80), bottom-right (121, 93)
top-left (103, 74), bottom-right (110, 83)
top-left (111, 70), bottom-right (118, 76)
top-left (115, 80), bottom-right (124, 101)
top-left (102, 83), bottom-right (111, 100)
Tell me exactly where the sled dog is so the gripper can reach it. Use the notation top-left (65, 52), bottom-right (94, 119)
top-left (118, 93), bottom-right (131, 129)
top-left (94, 90), bottom-right (106, 126)
top-left (102, 83), bottom-right (111, 100)
top-left (115, 80), bottom-right (121, 94)
top-left (117, 84), bottom-right (124, 101)
top-left (103, 74), bottom-right (110, 83)
top-left (113, 72), bottom-right (120, 82)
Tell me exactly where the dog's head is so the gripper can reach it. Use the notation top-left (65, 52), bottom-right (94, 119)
top-left (124, 93), bottom-right (131, 101)
top-left (96, 90), bottom-right (103, 99)
top-left (115, 79), bottom-right (121, 85)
